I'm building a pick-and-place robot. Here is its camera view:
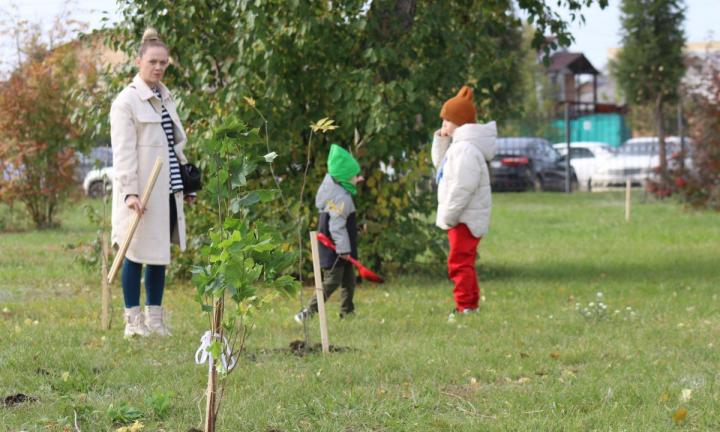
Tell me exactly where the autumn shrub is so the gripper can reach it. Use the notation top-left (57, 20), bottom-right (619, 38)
top-left (670, 62), bottom-right (720, 210)
top-left (0, 36), bottom-right (95, 228)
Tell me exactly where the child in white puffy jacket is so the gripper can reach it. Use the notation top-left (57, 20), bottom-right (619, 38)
top-left (432, 86), bottom-right (496, 318)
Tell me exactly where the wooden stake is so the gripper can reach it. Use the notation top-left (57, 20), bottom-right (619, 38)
top-left (625, 178), bottom-right (631, 222)
top-left (107, 158), bottom-right (163, 284)
top-left (309, 231), bottom-right (330, 353)
top-left (100, 234), bottom-right (110, 330)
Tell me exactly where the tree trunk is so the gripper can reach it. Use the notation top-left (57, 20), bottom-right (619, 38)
top-left (204, 297), bottom-right (224, 432)
top-left (368, 0), bottom-right (417, 41)
top-left (655, 94), bottom-right (668, 189)
top-left (204, 361), bottom-right (217, 432)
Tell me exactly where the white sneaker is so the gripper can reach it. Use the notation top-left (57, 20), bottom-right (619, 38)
top-left (124, 306), bottom-right (149, 338)
top-left (293, 308), bottom-right (311, 324)
top-left (448, 307), bottom-right (478, 322)
top-left (144, 305), bottom-right (171, 336)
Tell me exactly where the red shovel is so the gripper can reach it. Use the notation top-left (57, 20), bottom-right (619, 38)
top-left (316, 232), bottom-right (384, 283)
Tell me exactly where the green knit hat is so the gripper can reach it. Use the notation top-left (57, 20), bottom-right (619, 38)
top-left (327, 143), bottom-right (361, 195)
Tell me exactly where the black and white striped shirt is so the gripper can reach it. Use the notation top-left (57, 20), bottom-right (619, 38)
top-left (153, 87), bottom-right (184, 193)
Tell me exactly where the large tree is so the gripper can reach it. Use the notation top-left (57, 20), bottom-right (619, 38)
top-left (613, 0), bottom-right (686, 182)
top-left (89, 0), bottom-right (606, 271)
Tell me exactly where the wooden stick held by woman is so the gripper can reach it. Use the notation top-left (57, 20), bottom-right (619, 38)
top-left (107, 157), bottom-right (163, 284)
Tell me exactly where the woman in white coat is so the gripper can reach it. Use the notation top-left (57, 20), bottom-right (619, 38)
top-left (110, 28), bottom-right (195, 338)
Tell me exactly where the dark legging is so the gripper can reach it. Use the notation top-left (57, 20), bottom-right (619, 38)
top-left (121, 194), bottom-right (177, 308)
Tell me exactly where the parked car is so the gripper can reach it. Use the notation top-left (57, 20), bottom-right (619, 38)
top-left (491, 137), bottom-right (578, 192)
top-left (592, 136), bottom-right (693, 187)
top-left (83, 166), bottom-right (113, 198)
top-left (75, 146), bottom-right (112, 183)
top-left (553, 142), bottom-right (617, 191)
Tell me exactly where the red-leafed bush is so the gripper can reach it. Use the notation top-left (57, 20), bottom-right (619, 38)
top-left (0, 41), bottom-right (85, 228)
top-left (671, 59), bottom-right (720, 210)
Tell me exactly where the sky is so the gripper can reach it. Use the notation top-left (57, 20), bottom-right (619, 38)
top-left (0, 0), bottom-right (119, 76)
top-left (1, 0), bottom-right (718, 77)
top-left (554, 0), bottom-right (719, 69)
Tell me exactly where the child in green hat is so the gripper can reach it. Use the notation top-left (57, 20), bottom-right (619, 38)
top-left (295, 144), bottom-right (364, 322)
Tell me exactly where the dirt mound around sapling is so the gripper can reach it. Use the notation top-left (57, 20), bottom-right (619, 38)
top-left (287, 339), bottom-right (352, 356)
top-left (3, 393), bottom-right (38, 406)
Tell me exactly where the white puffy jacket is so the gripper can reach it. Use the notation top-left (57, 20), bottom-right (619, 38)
top-left (432, 122), bottom-right (497, 238)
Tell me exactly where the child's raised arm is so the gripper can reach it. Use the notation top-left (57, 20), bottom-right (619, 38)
top-left (431, 130), bottom-right (452, 169)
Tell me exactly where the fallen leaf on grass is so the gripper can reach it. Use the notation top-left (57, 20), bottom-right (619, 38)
top-left (680, 389), bottom-right (692, 402)
top-left (116, 420), bottom-right (144, 432)
top-left (520, 352), bottom-right (530, 359)
top-left (549, 352), bottom-right (560, 360)
top-left (517, 377), bottom-right (531, 385)
top-left (659, 392), bottom-right (669, 402)
top-left (561, 368), bottom-right (577, 378)
top-left (672, 407), bottom-right (688, 423)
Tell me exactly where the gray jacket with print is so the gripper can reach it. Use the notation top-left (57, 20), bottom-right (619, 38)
top-left (316, 174), bottom-right (358, 268)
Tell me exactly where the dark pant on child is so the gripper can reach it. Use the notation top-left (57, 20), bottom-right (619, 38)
top-left (308, 260), bottom-right (356, 315)
top-left (447, 223), bottom-right (482, 311)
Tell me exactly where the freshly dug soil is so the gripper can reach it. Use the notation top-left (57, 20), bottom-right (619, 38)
top-left (3, 393), bottom-right (37, 406)
top-left (287, 339), bottom-right (353, 356)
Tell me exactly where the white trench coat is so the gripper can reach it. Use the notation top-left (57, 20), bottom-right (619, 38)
top-left (110, 75), bottom-right (188, 265)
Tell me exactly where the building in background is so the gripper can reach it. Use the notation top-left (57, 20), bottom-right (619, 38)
top-left (545, 50), bottom-right (629, 146)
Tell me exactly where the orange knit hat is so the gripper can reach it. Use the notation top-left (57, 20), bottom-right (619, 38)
top-left (440, 86), bottom-right (476, 126)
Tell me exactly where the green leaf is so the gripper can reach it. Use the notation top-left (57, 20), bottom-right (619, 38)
top-left (237, 192), bottom-right (260, 208)
top-left (208, 340), bottom-right (222, 360)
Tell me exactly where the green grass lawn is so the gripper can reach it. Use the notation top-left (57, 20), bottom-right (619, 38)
top-left (1, 192), bottom-right (719, 431)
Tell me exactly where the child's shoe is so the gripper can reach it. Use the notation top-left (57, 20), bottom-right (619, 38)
top-left (339, 310), bottom-right (355, 320)
top-left (448, 307), bottom-right (478, 322)
top-left (294, 308), bottom-right (311, 324)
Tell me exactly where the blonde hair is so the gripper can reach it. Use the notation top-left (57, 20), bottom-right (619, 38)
top-left (138, 28), bottom-right (168, 57)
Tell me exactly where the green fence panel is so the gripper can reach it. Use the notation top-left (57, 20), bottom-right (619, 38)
top-left (550, 113), bottom-right (630, 147)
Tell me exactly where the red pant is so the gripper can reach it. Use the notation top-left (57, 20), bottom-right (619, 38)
top-left (447, 223), bottom-right (482, 311)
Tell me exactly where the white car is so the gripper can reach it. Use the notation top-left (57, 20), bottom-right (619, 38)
top-left (553, 142), bottom-right (617, 191)
top-left (592, 137), bottom-right (693, 188)
top-left (83, 166), bottom-right (113, 198)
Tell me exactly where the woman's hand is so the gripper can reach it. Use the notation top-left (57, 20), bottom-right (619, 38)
top-left (125, 195), bottom-right (145, 215)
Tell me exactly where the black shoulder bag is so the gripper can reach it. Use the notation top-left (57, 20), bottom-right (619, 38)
top-left (180, 163), bottom-right (202, 193)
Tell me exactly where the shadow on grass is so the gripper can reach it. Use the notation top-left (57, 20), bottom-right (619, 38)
top-left (481, 255), bottom-right (718, 285)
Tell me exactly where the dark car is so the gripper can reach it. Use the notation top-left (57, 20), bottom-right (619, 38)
top-left (491, 137), bottom-right (578, 192)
